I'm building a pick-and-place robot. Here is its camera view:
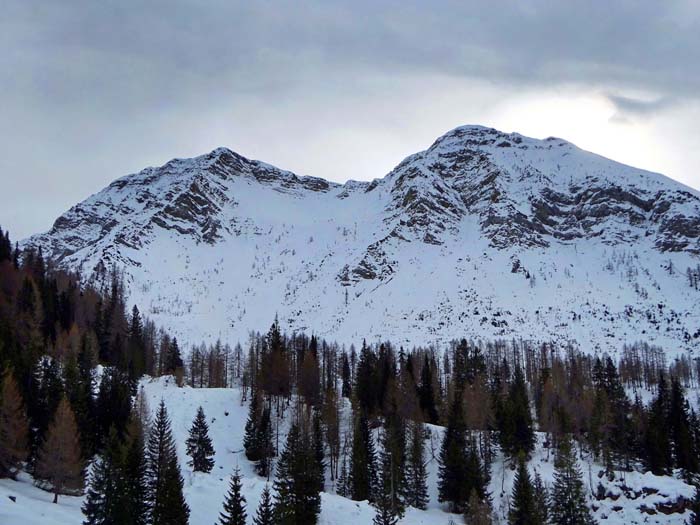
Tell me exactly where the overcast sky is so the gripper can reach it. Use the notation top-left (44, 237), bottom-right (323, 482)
top-left (2, 1), bottom-right (699, 240)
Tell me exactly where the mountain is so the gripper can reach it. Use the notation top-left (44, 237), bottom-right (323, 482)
top-left (23, 125), bottom-right (700, 353)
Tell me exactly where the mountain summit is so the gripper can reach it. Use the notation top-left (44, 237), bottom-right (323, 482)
top-left (24, 126), bottom-right (700, 352)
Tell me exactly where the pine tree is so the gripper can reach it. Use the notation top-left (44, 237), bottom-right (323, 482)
top-left (508, 455), bottom-right (538, 525)
top-left (35, 396), bottom-right (83, 503)
top-left (550, 437), bottom-right (595, 525)
top-left (219, 468), bottom-right (247, 525)
top-left (146, 400), bottom-right (190, 524)
top-left (273, 422), bottom-right (322, 524)
top-left (253, 484), bottom-right (274, 525)
top-left (405, 421), bottom-right (428, 509)
top-left (0, 370), bottom-right (29, 478)
top-left (186, 406), bottom-right (215, 473)
top-left (349, 412), bottom-right (377, 502)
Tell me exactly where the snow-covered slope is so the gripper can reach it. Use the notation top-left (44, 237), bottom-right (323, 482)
top-left (23, 126), bottom-right (700, 353)
top-left (1, 377), bottom-right (695, 524)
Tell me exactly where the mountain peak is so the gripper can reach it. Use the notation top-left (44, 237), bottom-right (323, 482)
top-left (22, 124), bottom-right (700, 351)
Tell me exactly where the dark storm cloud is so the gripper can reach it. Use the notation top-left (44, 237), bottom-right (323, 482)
top-left (1, 0), bottom-right (699, 239)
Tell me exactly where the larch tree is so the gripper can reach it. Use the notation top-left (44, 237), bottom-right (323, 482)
top-left (0, 370), bottom-right (29, 478)
top-left (35, 396), bottom-right (83, 503)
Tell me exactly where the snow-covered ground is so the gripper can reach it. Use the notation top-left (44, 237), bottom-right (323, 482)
top-left (1, 376), bottom-right (696, 524)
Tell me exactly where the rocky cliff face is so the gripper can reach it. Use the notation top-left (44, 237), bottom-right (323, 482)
top-left (23, 126), bottom-right (700, 353)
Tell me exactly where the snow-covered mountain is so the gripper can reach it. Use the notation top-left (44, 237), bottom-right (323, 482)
top-left (24, 125), bottom-right (700, 353)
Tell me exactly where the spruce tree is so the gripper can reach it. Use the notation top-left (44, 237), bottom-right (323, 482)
top-left (244, 389), bottom-right (261, 461)
top-left (82, 428), bottom-right (130, 524)
top-left (405, 421), bottom-right (428, 510)
top-left (355, 341), bottom-right (377, 415)
top-left (508, 455), bottom-right (538, 525)
top-left (532, 471), bottom-right (549, 525)
top-left (255, 405), bottom-right (274, 478)
top-left (31, 356), bottom-right (64, 456)
top-left (645, 374), bottom-right (672, 475)
top-left (378, 425), bottom-right (405, 517)
top-left (465, 489), bottom-right (492, 525)
top-left (186, 406), bottom-right (215, 473)
top-left (550, 437), bottom-right (595, 525)
top-left (218, 468), bottom-right (247, 525)
top-left (418, 355), bottom-right (438, 424)
top-left (687, 484), bottom-right (700, 525)
top-left (373, 430), bottom-right (402, 525)
top-left (349, 412), bottom-right (377, 502)
top-left (253, 484), bottom-right (274, 525)
top-left (146, 400), bottom-right (190, 525)
top-left (122, 415), bottom-right (149, 525)
top-left (312, 409), bottom-right (326, 492)
top-left (273, 422), bottom-right (322, 524)
top-left (337, 446), bottom-right (349, 497)
top-left (669, 377), bottom-right (697, 476)
top-left (0, 370), bottom-right (29, 478)
top-left (500, 367), bottom-right (535, 459)
top-left (438, 396), bottom-right (469, 512)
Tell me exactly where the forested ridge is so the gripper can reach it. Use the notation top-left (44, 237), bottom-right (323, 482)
top-left (2, 223), bottom-right (700, 524)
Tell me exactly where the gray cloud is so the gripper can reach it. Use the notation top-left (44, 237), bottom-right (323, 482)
top-left (607, 94), bottom-right (676, 123)
top-left (1, 1), bottom-right (699, 239)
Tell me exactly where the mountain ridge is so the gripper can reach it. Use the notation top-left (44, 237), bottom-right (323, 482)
top-left (23, 125), bottom-right (700, 352)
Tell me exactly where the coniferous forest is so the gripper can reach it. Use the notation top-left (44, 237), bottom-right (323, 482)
top-left (3, 223), bottom-right (700, 525)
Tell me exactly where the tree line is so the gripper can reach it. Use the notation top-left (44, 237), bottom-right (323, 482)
top-left (4, 223), bottom-right (700, 524)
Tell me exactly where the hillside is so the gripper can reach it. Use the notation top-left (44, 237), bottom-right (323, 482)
top-left (23, 125), bottom-right (700, 353)
top-left (0, 376), bottom-right (695, 525)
